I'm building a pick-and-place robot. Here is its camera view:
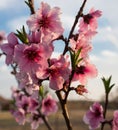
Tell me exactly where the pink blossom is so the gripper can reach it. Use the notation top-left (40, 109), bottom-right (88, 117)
top-left (0, 31), bottom-right (6, 44)
top-left (15, 93), bottom-right (39, 114)
top-left (0, 32), bottom-right (18, 65)
top-left (11, 108), bottom-right (26, 125)
top-left (27, 30), bottom-right (54, 48)
top-left (16, 95), bottom-right (30, 111)
top-left (28, 97), bottom-right (39, 114)
top-left (31, 119), bottom-right (43, 130)
top-left (73, 61), bottom-right (98, 85)
top-left (70, 35), bottom-right (92, 60)
top-left (112, 110), bottom-right (118, 130)
top-left (28, 31), bottom-right (41, 44)
top-left (14, 43), bottom-right (50, 74)
top-left (79, 8), bottom-right (102, 31)
top-left (37, 55), bottom-right (71, 90)
top-left (70, 24), bottom-right (98, 62)
top-left (16, 72), bottom-right (33, 89)
top-left (11, 87), bottom-right (23, 101)
top-left (26, 2), bottom-right (64, 39)
top-left (16, 72), bottom-right (39, 94)
top-left (29, 114), bottom-right (43, 130)
top-left (83, 102), bottom-right (104, 129)
top-left (42, 95), bottom-right (58, 116)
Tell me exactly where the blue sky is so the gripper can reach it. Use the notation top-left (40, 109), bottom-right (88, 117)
top-left (0, 0), bottom-right (118, 101)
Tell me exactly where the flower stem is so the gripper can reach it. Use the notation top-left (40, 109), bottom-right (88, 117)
top-left (38, 109), bottom-right (53, 130)
top-left (68, 0), bottom-right (87, 40)
top-left (56, 90), bottom-right (73, 130)
top-left (42, 115), bottom-right (53, 130)
top-left (25, 0), bottom-right (35, 14)
top-left (101, 93), bottom-right (109, 130)
top-left (63, 0), bottom-right (87, 55)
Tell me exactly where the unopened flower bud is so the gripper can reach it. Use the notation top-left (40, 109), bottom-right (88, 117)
top-left (75, 85), bottom-right (88, 95)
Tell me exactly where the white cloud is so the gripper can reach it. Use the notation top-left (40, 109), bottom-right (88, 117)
top-left (107, 34), bottom-right (118, 48)
top-left (0, 0), bottom-right (15, 10)
top-left (0, 63), bottom-right (17, 98)
top-left (91, 50), bottom-right (118, 73)
top-left (101, 50), bottom-right (118, 57)
top-left (0, 0), bottom-right (25, 11)
top-left (92, 26), bottom-right (118, 51)
top-left (88, 50), bottom-right (118, 100)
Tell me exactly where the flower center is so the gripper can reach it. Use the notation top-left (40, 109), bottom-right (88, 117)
top-left (39, 16), bottom-right (50, 28)
top-left (47, 67), bottom-right (59, 77)
top-left (75, 65), bottom-right (86, 74)
top-left (83, 14), bottom-right (93, 24)
top-left (94, 107), bottom-right (101, 117)
top-left (33, 114), bottom-right (41, 120)
top-left (24, 49), bottom-right (41, 62)
top-left (44, 99), bottom-right (51, 107)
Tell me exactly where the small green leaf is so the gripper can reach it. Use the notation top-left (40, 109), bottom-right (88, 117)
top-left (70, 50), bottom-right (75, 70)
top-left (101, 75), bottom-right (115, 94)
top-left (69, 48), bottom-right (83, 70)
top-left (74, 48), bottom-right (82, 63)
top-left (39, 85), bottom-right (44, 98)
top-left (77, 57), bottom-right (83, 65)
top-left (15, 26), bottom-right (29, 44)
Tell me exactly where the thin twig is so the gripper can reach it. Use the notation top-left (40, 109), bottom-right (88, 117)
top-left (42, 115), bottom-right (53, 130)
top-left (63, 0), bottom-right (87, 55)
top-left (101, 93), bottom-right (109, 130)
top-left (25, 0), bottom-right (35, 14)
top-left (38, 109), bottom-right (53, 130)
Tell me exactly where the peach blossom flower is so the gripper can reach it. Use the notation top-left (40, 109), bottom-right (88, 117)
top-left (42, 95), bottom-right (58, 115)
top-left (83, 102), bottom-right (104, 129)
top-left (0, 32), bottom-right (18, 65)
top-left (73, 61), bottom-right (97, 85)
top-left (112, 110), bottom-right (118, 130)
top-left (37, 55), bottom-right (71, 90)
top-left (79, 8), bottom-right (102, 31)
top-left (27, 2), bottom-right (64, 39)
top-left (14, 43), bottom-right (50, 74)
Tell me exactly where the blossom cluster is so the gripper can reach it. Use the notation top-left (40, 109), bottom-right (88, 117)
top-left (11, 87), bottom-right (58, 129)
top-left (2, 1), bottom-right (118, 130)
top-left (0, 1), bottom-right (101, 129)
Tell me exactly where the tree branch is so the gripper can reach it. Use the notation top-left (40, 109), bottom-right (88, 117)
top-left (63, 0), bottom-right (87, 55)
top-left (56, 90), bottom-right (73, 130)
top-left (25, 0), bottom-right (35, 14)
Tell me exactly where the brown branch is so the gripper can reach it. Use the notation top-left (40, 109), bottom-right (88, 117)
top-left (56, 90), bottom-right (73, 130)
top-left (25, 0), bottom-right (35, 14)
top-left (38, 109), bottom-right (53, 130)
top-left (42, 115), bottom-right (53, 130)
top-left (63, 0), bottom-right (87, 55)
top-left (68, 0), bottom-right (87, 40)
top-left (29, 0), bottom-right (35, 14)
top-left (56, 2), bottom-right (88, 129)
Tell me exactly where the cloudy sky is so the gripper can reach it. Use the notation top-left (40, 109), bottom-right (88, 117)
top-left (0, 0), bottom-right (118, 101)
